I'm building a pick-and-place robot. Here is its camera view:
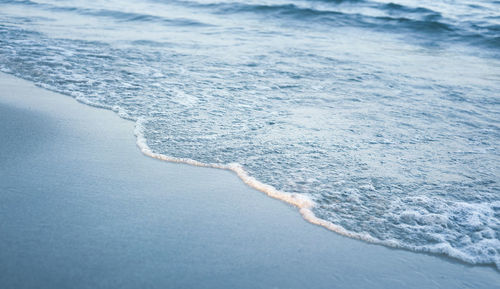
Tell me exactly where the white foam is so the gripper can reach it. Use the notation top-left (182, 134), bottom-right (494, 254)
top-left (133, 118), bottom-right (500, 270)
top-left (133, 120), bottom-right (404, 252)
top-left (134, 118), bottom-right (314, 209)
top-left (133, 120), bottom-right (392, 249)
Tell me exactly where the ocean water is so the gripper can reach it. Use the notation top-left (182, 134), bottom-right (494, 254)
top-left (0, 0), bottom-right (499, 268)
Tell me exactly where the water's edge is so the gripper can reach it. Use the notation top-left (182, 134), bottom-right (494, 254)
top-left (4, 72), bottom-right (497, 270)
top-left (134, 118), bottom-right (500, 271)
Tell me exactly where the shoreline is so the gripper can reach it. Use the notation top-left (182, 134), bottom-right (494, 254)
top-left (0, 72), bottom-right (498, 288)
top-left (9, 70), bottom-right (497, 270)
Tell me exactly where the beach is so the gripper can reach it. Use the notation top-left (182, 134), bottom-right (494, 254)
top-left (0, 72), bottom-right (498, 288)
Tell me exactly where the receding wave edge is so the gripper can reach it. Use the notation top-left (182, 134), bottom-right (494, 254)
top-left (132, 117), bottom-right (499, 270)
top-left (1, 69), bottom-right (498, 270)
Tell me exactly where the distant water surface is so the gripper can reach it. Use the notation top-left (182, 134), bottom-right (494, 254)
top-left (0, 0), bottom-right (499, 268)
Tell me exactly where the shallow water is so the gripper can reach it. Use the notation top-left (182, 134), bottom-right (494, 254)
top-left (0, 0), bottom-right (499, 268)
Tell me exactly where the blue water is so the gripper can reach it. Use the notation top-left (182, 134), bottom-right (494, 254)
top-left (0, 0), bottom-right (499, 268)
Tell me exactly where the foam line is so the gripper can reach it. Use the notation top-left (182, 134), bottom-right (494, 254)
top-left (133, 119), bottom-right (314, 209)
top-left (134, 119), bottom-right (500, 270)
top-left (133, 120), bottom-right (397, 245)
top-left (133, 119), bottom-right (392, 247)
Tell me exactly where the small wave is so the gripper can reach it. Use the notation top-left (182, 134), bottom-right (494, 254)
top-left (382, 2), bottom-right (440, 17)
top-left (212, 2), bottom-right (343, 18)
top-left (213, 3), bottom-right (456, 38)
top-left (375, 16), bottom-right (453, 32)
top-left (2, 0), bottom-right (211, 27)
top-left (210, 2), bottom-right (451, 32)
top-left (66, 8), bottom-right (210, 27)
top-left (0, 0), bottom-right (37, 4)
top-left (166, 0), bottom-right (500, 49)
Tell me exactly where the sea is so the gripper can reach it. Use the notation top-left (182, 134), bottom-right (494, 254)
top-left (0, 0), bottom-right (499, 269)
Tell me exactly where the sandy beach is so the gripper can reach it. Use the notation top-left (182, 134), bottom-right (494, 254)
top-left (0, 72), bottom-right (498, 288)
